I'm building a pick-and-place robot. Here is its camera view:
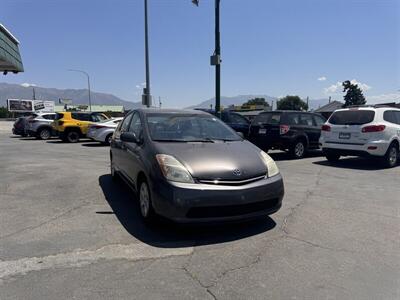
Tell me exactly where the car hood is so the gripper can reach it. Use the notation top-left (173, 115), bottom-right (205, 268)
top-left (154, 140), bottom-right (267, 180)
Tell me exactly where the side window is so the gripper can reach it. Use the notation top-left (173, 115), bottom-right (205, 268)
top-left (229, 113), bottom-right (249, 125)
top-left (72, 113), bottom-right (90, 121)
top-left (384, 111), bottom-right (397, 124)
top-left (220, 113), bottom-right (229, 123)
top-left (128, 112), bottom-right (143, 137)
top-left (42, 114), bottom-right (53, 120)
top-left (299, 114), bottom-right (314, 126)
top-left (286, 113), bottom-right (300, 125)
top-left (119, 113), bottom-right (133, 133)
top-left (314, 115), bottom-right (326, 126)
top-left (395, 112), bottom-right (400, 125)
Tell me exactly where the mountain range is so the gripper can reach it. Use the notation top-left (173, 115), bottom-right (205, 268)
top-left (0, 82), bottom-right (141, 109)
top-left (0, 82), bottom-right (335, 111)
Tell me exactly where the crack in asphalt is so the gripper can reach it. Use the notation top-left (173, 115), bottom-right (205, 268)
top-left (285, 235), bottom-right (357, 254)
top-left (0, 201), bottom-right (93, 240)
top-left (281, 166), bottom-right (324, 235)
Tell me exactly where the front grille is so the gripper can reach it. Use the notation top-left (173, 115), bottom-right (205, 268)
top-left (186, 198), bottom-right (280, 219)
top-left (197, 175), bottom-right (265, 186)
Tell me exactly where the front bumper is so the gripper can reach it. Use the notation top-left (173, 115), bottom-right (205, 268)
top-left (321, 140), bottom-right (389, 157)
top-left (150, 174), bottom-right (284, 223)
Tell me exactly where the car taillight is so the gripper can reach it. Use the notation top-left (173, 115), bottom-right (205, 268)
top-left (362, 125), bottom-right (385, 133)
top-left (321, 125), bottom-right (331, 132)
top-left (280, 125), bottom-right (290, 135)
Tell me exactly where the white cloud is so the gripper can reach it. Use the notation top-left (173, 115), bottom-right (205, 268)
top-left (367, 93), bottom-right (400, 104)
top-left (317, 76), bottom-right (327, 81)
top-left (21, 83), bottom-right (37, 88)
top-left (324, 79), bottom-right (371, 94)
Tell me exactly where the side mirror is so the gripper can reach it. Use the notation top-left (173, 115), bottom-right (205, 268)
top-left (120, 132), bottom-right (139, 143)
top-left (236, 132), bottom-right (244, 139)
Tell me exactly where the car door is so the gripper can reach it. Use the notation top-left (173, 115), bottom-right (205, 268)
top-left (299, 113), bottom-right (319, 147)
top-left (124, 112), bottom-right (144, 186)
top-left (112, 113), bottom-right (134, 177)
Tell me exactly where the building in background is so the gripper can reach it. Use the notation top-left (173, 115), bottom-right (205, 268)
top-left (54, 105), bottom-right (125, 117)
top-left (0, 24), bottom-right (24, 74)
top-left (314, 101), bottom-right (344, 119)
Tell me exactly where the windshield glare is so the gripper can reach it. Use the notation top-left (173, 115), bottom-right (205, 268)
top-left (147, 114), bottom-right (241, 142)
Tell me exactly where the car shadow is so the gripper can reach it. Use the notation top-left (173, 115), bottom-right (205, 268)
top-left (268, 150), bottom-right (323, 161)
top-left (46, 139), bottom-right (93, 144)
top-left (98, 174), bottom-right (277, 248)
top-left (82, 143), bottom-right (108, 147)
top-left (313, 157), bottom-right (392, 171)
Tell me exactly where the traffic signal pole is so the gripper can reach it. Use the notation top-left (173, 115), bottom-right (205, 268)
top-left (215, 0), bottom-right (221, 116)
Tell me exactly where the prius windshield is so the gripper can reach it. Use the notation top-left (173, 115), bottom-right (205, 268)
top-left (146, 114), bottom-right (241, 142)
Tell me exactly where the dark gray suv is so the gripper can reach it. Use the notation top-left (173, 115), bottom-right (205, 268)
top-left (110, 109), bottom-right (284, 224)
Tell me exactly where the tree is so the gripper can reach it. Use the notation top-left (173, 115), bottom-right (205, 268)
top-left (0, 107), bottom-right (10, 118)
top-left (277, 95), bottom-right (308, 111)
top-left (244, 97), bottom-right (269, 106)
top-left (342, 80), bottom-right (366, 107)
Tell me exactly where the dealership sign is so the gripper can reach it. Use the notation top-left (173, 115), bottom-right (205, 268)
top-left (7, 99), bottom-right (55, 113)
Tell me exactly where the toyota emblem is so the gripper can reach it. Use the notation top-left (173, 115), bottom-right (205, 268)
top-left (233, 169), bottom-right (242, 176)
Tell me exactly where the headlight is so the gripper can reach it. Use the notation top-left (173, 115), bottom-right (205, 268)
top-left (156, 154), bottom-right (194, 183)
top-left (260, 151), bottom-right (280, 177)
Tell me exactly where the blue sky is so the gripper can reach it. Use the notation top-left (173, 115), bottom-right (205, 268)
top-left (2, 0), bottom-right (399, 107)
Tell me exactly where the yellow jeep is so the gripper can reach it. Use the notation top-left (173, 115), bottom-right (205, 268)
top-left (52, 112), bottom-right (109, 143)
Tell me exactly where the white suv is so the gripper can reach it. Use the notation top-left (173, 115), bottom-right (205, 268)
top-left (320, 106), bottom-right (400, 168)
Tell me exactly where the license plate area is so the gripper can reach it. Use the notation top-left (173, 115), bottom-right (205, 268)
top-left (339, 132), bottom-right (351, 139)
top-left (258, 128), bottom-right (267, 134)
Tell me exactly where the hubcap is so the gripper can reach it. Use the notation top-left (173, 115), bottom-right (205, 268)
top-left (107, 135), bottom-right (112, 144)
top-left (389, 147), bottom-right (397, 166)
top-left (295, 142), bottom-right (304, 157)
top-left (140, 183), bottom-right (150, 217)
top-left (41, 130), bottom-right (50, 139)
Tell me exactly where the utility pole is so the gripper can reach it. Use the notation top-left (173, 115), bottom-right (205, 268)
top-left (159, 96), bottom-right (162, 108)
top-left (192, 0), bottom-right (221, 116)
top-left (142, 0), bottom-right (152, 108)
top-left (32, 87), bottom-right (36, 100)
top-left (306, 96), bottom-right (309, 111)
top-left (67, 69), bottom-right (92, 111)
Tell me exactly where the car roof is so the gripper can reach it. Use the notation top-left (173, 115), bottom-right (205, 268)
top-left (137, 108), bottom-right (210, 115)
top-left (334, 106), bottom-right (400, 112)
top-left (259, 110), bottom-right (319, 115)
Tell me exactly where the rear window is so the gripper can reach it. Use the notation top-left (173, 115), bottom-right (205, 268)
top-left (252, 113), bottom-right (281, 125)
top-left (329, 110), bottom-right (375, 125)
top-left (72, 113), bottom-right (91, 121)
top-left (55, 113), bottom-right (64, 120)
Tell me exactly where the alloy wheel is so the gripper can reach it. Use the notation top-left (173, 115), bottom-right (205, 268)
top-left (40, 129), bottom-right (50, 140)
top-left (294, 142), bottom-right (305, 158)
top-left (139, 182), bottom-right (150, 218)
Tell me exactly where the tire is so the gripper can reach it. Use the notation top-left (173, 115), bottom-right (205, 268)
top-left (104, 134), bottom-right (113, 146)
top-left (21, 133), bottom-right (28, 137)
top-left (110, 157), bottom-right (119, 181)
top-left (138, 180), bottom-right (156, 223)
top-left (325, 153), bottom-right (340, 163)
top-left (382, 143), bottom-right (398, 168)
top-left (65, 130), bottom-right (80, 143)
top-left (290, 140), bottom-right (306, 159)
top-left (37, 128), bottom-right (51, 140)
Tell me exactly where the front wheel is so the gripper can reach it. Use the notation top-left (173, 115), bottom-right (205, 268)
top-left (138, 180), bottom-right (156, 223)
top-left (382, 144), bottom-right (398, 168)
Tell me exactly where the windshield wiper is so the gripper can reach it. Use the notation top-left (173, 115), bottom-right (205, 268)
top-left (186, 138), bottom-right (215, 143)
top-left (153, 139), bottom-right (189, 143)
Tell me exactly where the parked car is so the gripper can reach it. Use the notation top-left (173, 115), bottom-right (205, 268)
top-left (320, 106), bottom-right (400, 168)
top-left (26, 113), bottom-right (57, 140)
top-left (195, 109), bottom-right (250, 137)
top-left (52, 111), bottom-right (109, 143)
top-left (12, 115), bottom-right (35, 137)
top-left (87, 117), bottom-right (123, 145)
top-left (110, 109), bottom-right (284, 224)
top-left (248, 111), bottom-right (326, 158)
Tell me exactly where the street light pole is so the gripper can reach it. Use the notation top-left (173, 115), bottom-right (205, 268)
top-left (143, 0), bottom-right (152, 108)
top-left (67, 69), bottom-right (92, 112)
top-left (192, 0), bottom-right (221, 116)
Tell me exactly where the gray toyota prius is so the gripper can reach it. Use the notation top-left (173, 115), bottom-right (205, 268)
top-left (110, 108), bottom-right (284, 223)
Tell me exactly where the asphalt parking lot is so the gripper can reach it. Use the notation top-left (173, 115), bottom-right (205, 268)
top-left (0, 121), bottom-right (399, 300)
